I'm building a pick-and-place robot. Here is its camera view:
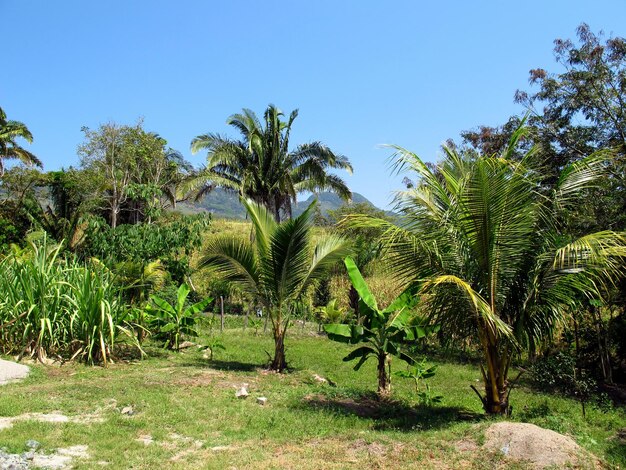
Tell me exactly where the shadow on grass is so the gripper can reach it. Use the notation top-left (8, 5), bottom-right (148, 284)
top-left (175, 358), bottom-right (261, 372)
top-left (298, 390), bottom-right (483, 432)
top-left (177, 357), bottom-right (305, 374)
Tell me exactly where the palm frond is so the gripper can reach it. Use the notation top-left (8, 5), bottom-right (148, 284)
top-left (198, 236), bottom-right (259, 299)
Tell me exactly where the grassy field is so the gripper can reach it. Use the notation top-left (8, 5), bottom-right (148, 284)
top-left (1, 322), bottom-right (624, 469)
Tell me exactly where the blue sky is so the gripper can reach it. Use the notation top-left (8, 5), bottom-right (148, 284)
top-left (3, 1), bottom-right (626, 208)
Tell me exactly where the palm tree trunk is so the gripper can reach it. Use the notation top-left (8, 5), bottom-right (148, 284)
top-left (482, 342), bottom-right (509, 415)
top-left (269, 308), bottom-right (287, 372)
top-left (270, 328), bottom-right (287, 372)
top-left (377, 353), bottom-right (391, 398)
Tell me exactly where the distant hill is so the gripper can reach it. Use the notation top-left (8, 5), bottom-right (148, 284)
top-left (178, 189), bottom-right (384, 220)
top-left (292, 192), bottom-right (375, 217)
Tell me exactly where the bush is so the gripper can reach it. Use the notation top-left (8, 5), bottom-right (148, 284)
top-left (528, 351), bottom-right (596, 402)
top-left (0, 236), bottom-right (138, 364)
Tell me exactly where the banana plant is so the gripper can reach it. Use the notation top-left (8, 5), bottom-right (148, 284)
top-left (324, 257), bottom-right (438, 397)
top-left (315, 299), bottom-right (347, 325)
top-left (147, 284), bottom-right (212, 351)
top-left (395, 358), bottom-right (442, 406)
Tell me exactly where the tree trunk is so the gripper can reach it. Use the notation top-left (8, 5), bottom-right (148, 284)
top-left (110, 204), bottom-right (118, 229)
top-left (377, 353), bottom-right (391, 398)
top-left (481, 342), bottom-right (510, 415)
top-left (348, 286), bottom-right (360, 322)
top-left (592, 306), bottom-right (613, 384)
top-left (220, 296), bottom-right (224, 332)
top-left (270, 329), bottom-right (287, 372)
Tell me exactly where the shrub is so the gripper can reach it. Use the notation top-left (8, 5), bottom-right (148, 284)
top-left (0, 236), bottom-right (138, 364)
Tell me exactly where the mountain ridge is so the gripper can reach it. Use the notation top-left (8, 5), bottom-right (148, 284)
top-left (178, 188), bottom-right (384, 219)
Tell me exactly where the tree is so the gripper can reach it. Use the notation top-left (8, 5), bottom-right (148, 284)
top-left (190, 105), bottom-right (353, 221)
top-left (0, 167), bottom-right (44, 250)
top-left (199, 198), bottom-right (349, 371)
top-left (356, 127), bottom-right (626, 414)
top-left (0, 107), bottom-right (42, 177)
top-left (325, 257), bottom-right (436, 397)
top-left (78, 121), bottom-right (192, 227)
top-left (515, 24), bottom-right (626, 230)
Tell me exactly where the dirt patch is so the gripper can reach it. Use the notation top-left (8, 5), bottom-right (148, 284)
top-left (251, 437), bottom-right (453, 470)
top-left (0, 411), bottom-right (104, 430)
top-left (483, 422), bottom-right (598, 469)
top-left (454, 438), bottom-right (480, 453)
top-left (32, 445), bottom-right (89, 469)
top-left (172, 370), bottom-right (228, 387)
top-left (135, 434), bottom-right (154, 446)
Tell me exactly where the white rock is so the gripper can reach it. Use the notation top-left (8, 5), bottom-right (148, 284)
top-left (312, 374), bottom-right (328, 384)
top-left (0, 359), bottom-right (30, 386)
top-left (235, 387), bottom-right (249, 398)
top-left (121, 406), bottom-right (134, 415)
top-left (256, 396), bottom-right (268, 405)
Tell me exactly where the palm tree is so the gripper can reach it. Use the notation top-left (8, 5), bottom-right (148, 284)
top-left (189, 105), bottom-right (353, 221)
top-left (0, 107), bottom-right (42, 176)
top-left (199, 198), bottom-right (349, 371)
top-left (354, 126), bottom-right (626, 414)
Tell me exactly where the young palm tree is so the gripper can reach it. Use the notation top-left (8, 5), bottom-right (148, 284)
top-left (199, 198), bottom-right (350, 371)
top-left (353, 126), bottom-right (626, 414)
top-left (189, 105), bottom-right (353, 221)
top-left (0, 107), bottom-right (42, 176)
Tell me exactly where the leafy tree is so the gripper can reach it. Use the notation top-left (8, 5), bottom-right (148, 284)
top-left (199, 198), bottom-right (349, 371)
top-left (189, 104), bottom-right (353, 221)
top-left (515, 24), bottom-right (626, 230)
top-left (0, 107), bottom-right (42, 177)
top-left (0, 167), bottom-right (43, 250)
top-left (357, 127), bottom-right (626, 414)
top-left (82, 213), bottom-right (208, 267)
top-left (78, 121), bottom-right (192, 227)
top-left (325, 257), bottom-right (435, 397)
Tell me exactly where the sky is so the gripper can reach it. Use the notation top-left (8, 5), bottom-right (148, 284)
top-left (3, 1), bottom-right (626, 209)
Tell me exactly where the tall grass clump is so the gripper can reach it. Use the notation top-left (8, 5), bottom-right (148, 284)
top-left (0, 237), bottom-right (137, 365)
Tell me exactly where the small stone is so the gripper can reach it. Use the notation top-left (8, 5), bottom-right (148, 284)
top-left (39, 357), bottom-right (56, 366)
top-left (256, 396), bottom-right (267, 405)
top-left (25, 440), bottom-right (40, 450)
top-left (135, 434), bottom-right (154, 446)
top-left (210, 445), bottom-right (232, 451)
top-left (312, 374), bottom-right (328, 384)
top-left (22, 451), bottom-right (35, 460)
top-left (121, 406), bottom-right (134, 415)
top-left (178, 341), bottom-right (196, 349)
top-left (235, 387), bottom-right (249, 399)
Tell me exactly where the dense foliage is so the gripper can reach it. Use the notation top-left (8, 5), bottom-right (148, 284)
top-left (355, 127), bottom-right (626, 414)
top-left (0, 238), bottom-right (135, 365)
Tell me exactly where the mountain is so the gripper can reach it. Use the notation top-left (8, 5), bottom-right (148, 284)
top-left (292, 192), bottom-right (375, 217)
top-left (178, 189), bottom-right (383, 220)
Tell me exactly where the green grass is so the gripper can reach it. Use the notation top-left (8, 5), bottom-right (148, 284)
top-left (1, 325), bottom-right (624, 469)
